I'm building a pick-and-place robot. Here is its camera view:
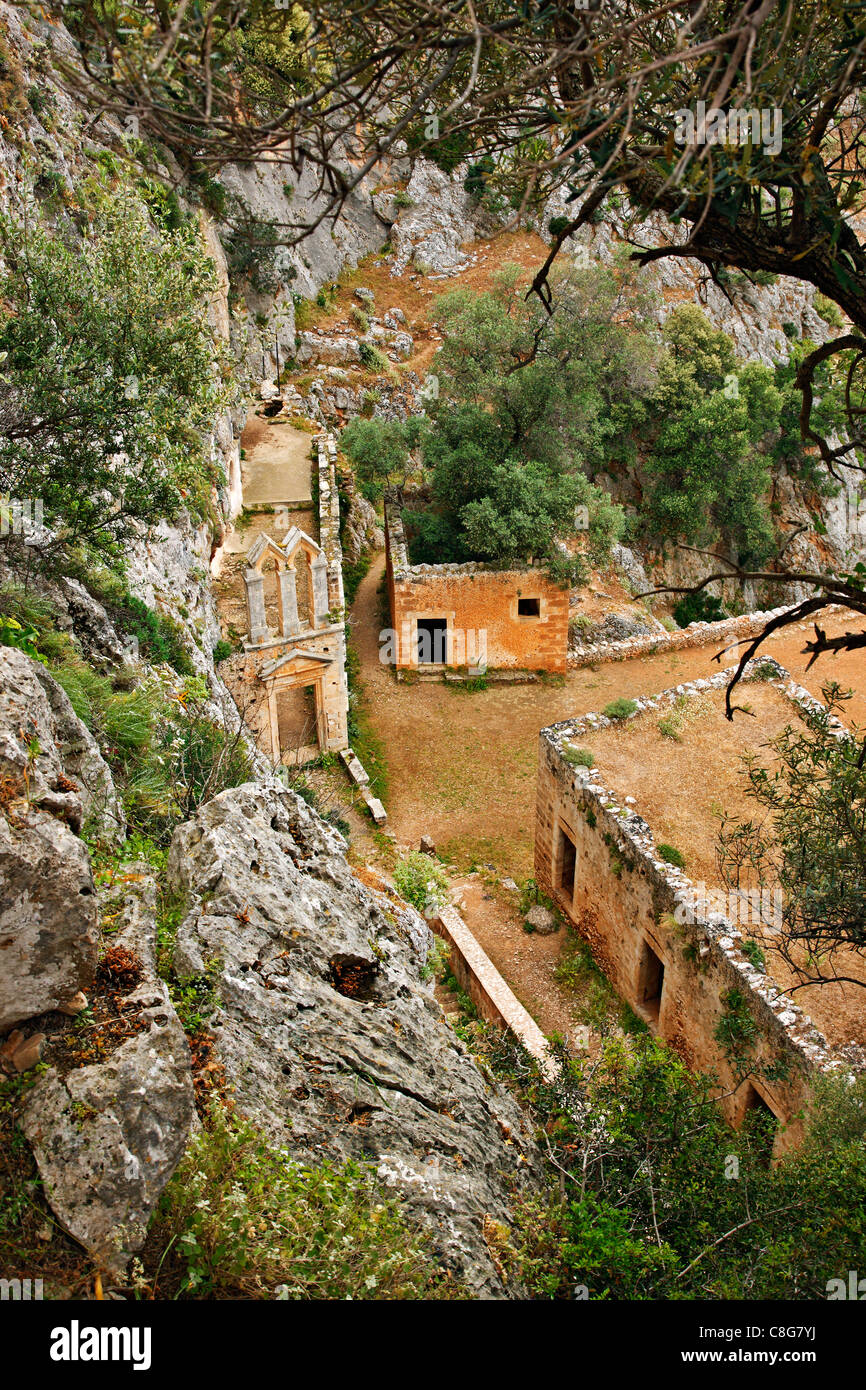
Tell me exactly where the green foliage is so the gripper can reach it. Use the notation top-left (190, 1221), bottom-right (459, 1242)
top-left (212, 638), bottom-right (233, 664)
top-left (350, 305), bottom-right (369, 333)
top-left (554, 929), bottom-right (620, 1031)
top-left (224, 208), bottom-right (288, 294)
top-left (657, 714), bottom-right (682, 741)
top-left (639, 308), bottom-right (778, 566)
top-left (392, 851), bottom-right (448, 916)
top-left (770, 338), bottom-right (854, 487)
top-left (405, 121), bottom-right (474, 174)
top-left (410, 261), bottom-right (651, 574)
top-left (814, 293), bottom-right (845, 329)
top-left (740, 939), bottom-right (767, 972)
top-left (657, 843), bottom-right (686, 869)
top-left (562, 745), bottom-right (594, 767)
top-left (53, 664), bottom-right (252, 848)
top-left (359, 341), bottom-right (390, 373)
top-left (113, 593), bottom-right (194, 675)
top-left (548, 216), bottom-right (572, 239)
top-left (340, 415), bottom-right (423, 503)
top-left (603, 697), bottom-right (637, 719)
top-left (0, 614), bottom-right (43, 662)
top-left (442, 1021), bottom-right (866, 1301)
top-left (189, 168), bottom-right (229, 220)
top-left (673, 590), bottom-right (727, 628)
top-left (0, 173), bottom-right (230, 563)
top-left (717, 683), bottom-right (866, 978)
top-left (344, 624), bottom-right (388, 801)
top-left (341, 553), bottom-right (372, 607)
top-left (150, 1103), bottom-right (458, 1299)
top-left (450, 673), bottom-right (489, 692)
top-left (715, 987), bottom-right (759, 1068)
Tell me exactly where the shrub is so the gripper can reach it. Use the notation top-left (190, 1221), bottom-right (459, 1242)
top-left (341, 553), bottom-right (372, 607)
top-left (212, 638), bottom-right (233, 664)
top-left (116, 595), bottom-right (194, 676)
top-left (393, 851), bottom-right (448, 916)
top-left (657, 843), bottom-right (686, 868)
top-left (814, 292), bottom-right (844, 329)
top-left (0, 615), bottom-right (43, 662)
top-left (548, 215), bottom-right (572, 239)
top-left (562, 745), bottom-right (594, 767)
top-left (150, 1104), bottom-right (458, 1299)
top-left (740, 938), bottom-right (767, 971)
top-left (603, 697), bottom-right (638, 720)
top-left (673, 590), bottom-right (727, 628)
top-left (0, 175), bottom-right (229, 561)
top-left (657, 714), bottom-right (682, 742)
top-left (750, 659), bottom-right (779, 681)
top-left (350, 305), bottom-right (369, 333)
top-left (359, 341), bottom-right (390, 372)
top-left (224, 209), bottom-right (289, 294)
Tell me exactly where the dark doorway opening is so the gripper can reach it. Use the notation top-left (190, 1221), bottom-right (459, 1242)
top-left (518, 597), bottom-right (540, 617)
top-left (638, 939), bottom-right (664, 1023)
top-left (416, 618), bottom-right (448, 664)
top-left (743, 1085), bottom-right (778, 1165)
top-left (557, 825), bottom-right (577, 900)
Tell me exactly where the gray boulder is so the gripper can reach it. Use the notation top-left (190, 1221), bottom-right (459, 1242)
top-left (167, 782), bottom-right (541, 1296)
top-left (295, 331), bottom-right (361, 366)
top-left (20, 874), bottom-right (195, 1270)
top-left (0, 809), bottom-right (98, 1031)
top-left (0, 646), bottom-right (122, 834)
top-left (525, 905), bottom-right (558, 935)
top-left (0, 648), bottom-right (122, 1030)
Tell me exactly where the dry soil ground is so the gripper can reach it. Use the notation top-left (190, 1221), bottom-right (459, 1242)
top-left (340, 554), bottom-right (866, 1042)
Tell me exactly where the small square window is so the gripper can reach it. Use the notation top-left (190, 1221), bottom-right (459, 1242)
top-left (518, 597), bottom-right (540, 617)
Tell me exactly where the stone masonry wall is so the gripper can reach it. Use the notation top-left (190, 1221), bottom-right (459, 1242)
top-left (534, 660), bottom-right (859, 1151)
top-left (385, 498), bottom-right (570, 673)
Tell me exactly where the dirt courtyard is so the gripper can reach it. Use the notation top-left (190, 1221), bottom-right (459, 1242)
top-left (351, 554), bottom-right (866, 883)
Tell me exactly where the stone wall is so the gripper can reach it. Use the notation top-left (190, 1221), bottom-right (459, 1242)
top-left (384, 498), bottom-right (570, 674)
top-left (568, 603), bottom-right (808, 668)
top-left (433, 906), bottom-right (555, 1079)
top-left (534, 660), bottom-right (858, 1151)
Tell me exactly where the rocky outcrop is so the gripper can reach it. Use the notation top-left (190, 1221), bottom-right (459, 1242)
top-left (167, 782), bottom-right (541, 1296)
top-left (20, 873), bottom-right (195, 1270)
top-left (0, 647), bottom-right (122, 833)
top-left (390, 161), bottom-right (479, 276)
top-left (341, 477), bottom-right (385, 564)
top-left (0, 648), bottom-right (121, 1030)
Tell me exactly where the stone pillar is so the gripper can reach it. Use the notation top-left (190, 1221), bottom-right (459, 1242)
top-left (279, 566), bottom-right (301, 636)
top-left (245, 569), bottom-right (269, 644)
top-left (311, 552), bottom-right (330, 628)
top-left (267, 685), bottom-right (280, 764)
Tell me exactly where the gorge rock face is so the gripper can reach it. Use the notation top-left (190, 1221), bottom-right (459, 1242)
top-left (390, 161), bottom-right (478, 275)
top-left (167, 782), bottom-right (541, 1296)
top-left (0, 648), bottom-right (121, 1030)
top-left (20, 874), bottom-right (195, 1269)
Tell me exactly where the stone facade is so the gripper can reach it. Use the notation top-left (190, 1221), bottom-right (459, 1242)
top-left (240, 436), bottom-right (349, 758)
top-left (384, 496), bottom-right (570, 674)
top-left (534, 660), bottom-right (861, 1153)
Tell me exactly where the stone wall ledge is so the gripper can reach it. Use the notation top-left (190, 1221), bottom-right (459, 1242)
top-left (433, 905), bottom-right (557, 1079)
